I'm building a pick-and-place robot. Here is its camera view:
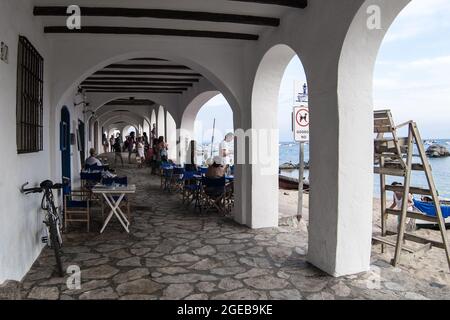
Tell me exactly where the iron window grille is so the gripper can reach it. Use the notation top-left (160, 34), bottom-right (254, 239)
top-left (16, 36), bottom-right (44, 154)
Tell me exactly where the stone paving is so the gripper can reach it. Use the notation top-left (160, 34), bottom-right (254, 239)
top-left (18, 162), bottom-right (450, 300)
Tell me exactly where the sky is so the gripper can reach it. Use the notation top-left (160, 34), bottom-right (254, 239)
top-left (196, 0), bottom-right (450, 142)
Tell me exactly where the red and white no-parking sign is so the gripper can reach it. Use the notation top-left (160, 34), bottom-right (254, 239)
top-left (293, 105), bottom-right (309, 142)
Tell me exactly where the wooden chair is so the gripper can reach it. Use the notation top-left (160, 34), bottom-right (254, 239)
top-left (64, 190), bottom-right (90, 232)
top-left (200, 177), bottom-right (228, 215)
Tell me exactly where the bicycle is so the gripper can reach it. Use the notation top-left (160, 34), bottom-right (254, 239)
top-left (21, 179), bottom-right (66, 277)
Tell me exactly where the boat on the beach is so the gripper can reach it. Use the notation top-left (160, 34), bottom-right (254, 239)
top-left (279, 175), bottom-right (310, 191)
top-left (279, 162), bottom-right (309, 170)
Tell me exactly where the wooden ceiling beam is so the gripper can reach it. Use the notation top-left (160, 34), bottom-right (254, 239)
top-left (44, 26), bottom-right (259, 41)
top-left (228, 0), bottom-right (307, 9)
top-left (82, 81), bottom-right (194, 87)
top-left (34, 6), bottom-right (279, 27)
top-left (86, 77), bottom-right (200, 82)
top-left (93, 71), bottom-right (202, 77)
top-left (105, 64), bottom-right (191, 70)
top-left (86, 89), bottom-right (184, 94)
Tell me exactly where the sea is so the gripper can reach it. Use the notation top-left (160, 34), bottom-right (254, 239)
top-left (279, 140), bottom-right (450, 199)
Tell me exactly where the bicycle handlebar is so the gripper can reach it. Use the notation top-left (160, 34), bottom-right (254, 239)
top-left (21, 181), bottom-right (65, 195)
top-left (21, 182), bottom-right (42, 194)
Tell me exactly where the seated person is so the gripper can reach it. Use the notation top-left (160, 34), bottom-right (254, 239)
top-left (421, 196), bottom-right (434, 203)
top-left (389, 181), bottom-right (416, 231)
top-left (85, 148), bottom-right (103, 167)
top-left (206, 156), bottom-right (226, 179)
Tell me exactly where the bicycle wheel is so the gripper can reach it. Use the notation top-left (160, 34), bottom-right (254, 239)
top-left (49, 217), bottom-right (64, 277)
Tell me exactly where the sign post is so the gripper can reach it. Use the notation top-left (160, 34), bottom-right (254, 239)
top-left (293, 105), bottom-right (309, 220)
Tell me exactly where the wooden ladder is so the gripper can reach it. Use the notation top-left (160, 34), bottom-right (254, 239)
top-left (374, 110), bottom-right (450, 270)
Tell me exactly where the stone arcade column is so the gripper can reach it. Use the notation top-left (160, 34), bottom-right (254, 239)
top-left (306, 0), bottom-right (410, 277)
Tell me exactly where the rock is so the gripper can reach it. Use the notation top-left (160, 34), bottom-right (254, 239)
top-left (113, 268), bottom-right (150, 284)
top-left (235, 268), bottom-right (271, 279)
top-left (64, 280), bottom-right (109, 294)
top-left (211, 267), bottom-right (246, 276)
top-left (24, 269), bottom-right (53, 282)
top-left (218, 278), bottom-right (244, 291)
top-left (404, 292), bottom-right (429, 300)
top-left (384, 282), bottom-right (406, 292)
top-left (62, 246), bottom-right (91, 254)
top-left (270, 289), bottom-right (302, 300)
top-left (267, 247), bottom-right (293, 262)
top-left (116, 279), bottom-right (164, 296)
top-left (426, 144), bottom-right (450, 158)
top-left (79, 287), bottom-right (119, 300)
top-left (83, 265), bottom-right (120, 279)
top-left (239, 257), bottom-right (272, 269)
top-left (212, 289), bottom-right (267, 300)
top-left (117, 257), bottom-right (142, 267)
top-left (290, 275), bottom-right (328, 292)
top-left (216, 244), bottom-right (246, 252)
top-left (226, 234), bottom-right (254, 240)
top-left (28, 286), bottom-right (59, 300)
top-left (331, 282), bottom-right (352, 297)
top-left (120, 294), bottom-right (157, 300)
top-left (82, 258), bottom-right (111, 267)
top-left (156, 267), bottom-right (189, 275)
top-left (162, 284), bottom-right (194, 300)
top-left (164, 254), bottom-right (201, 263)
top-left (204, 238), bottom-right (231, 245)
top-left (185, 294), bottom-right (209, 300)
top-left (154, 274), bottom-right (218, 284)
top-left (306, 292), bottom-right (335, 300)
top-left (145, 258), bottom-right (170, 267)
top-left (171, 246), bottom-right (189, 254)
top-left (193, 246), bottom-right (217, 256)
top-left (130, 248), bottom-right (152, 256)
top-left (244, 276), bottom-right (289, 290)
top-left (74, 253), bottom-right (102, 261)
top-left (196, 282), bottom-right (217, 293)
top-left (0, 281), bottom-right (21, 300)
top-left (95, 244), bottom-right (127, 253)
top-left (189, 258), bottom-right (222, 271)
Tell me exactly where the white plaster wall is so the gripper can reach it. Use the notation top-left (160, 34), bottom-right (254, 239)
top-left (166, 113), bottom-right (177, 161)
top-left (0, 0), bottom-right (52, 283)
top-left (157, 106), bottom-right (166, 138)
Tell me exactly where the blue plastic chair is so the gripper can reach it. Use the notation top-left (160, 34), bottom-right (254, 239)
top-left (182, 171), bottom-right (201, 207)
top-left (80, 172), bottom-right (102, 190)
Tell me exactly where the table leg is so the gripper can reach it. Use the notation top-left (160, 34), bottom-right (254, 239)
top-left (100, 193), bottom-right (130, 233)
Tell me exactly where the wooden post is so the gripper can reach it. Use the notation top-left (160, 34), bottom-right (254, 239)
top-left (380, 156), bottom-right (386, 253)
top-left (297, 142), bottom-right (304, 221)
top-left (393, 124), bottom-right (414, 267)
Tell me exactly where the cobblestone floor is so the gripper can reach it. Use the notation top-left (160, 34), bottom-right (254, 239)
top-left (19, 162), bottom-right (450, 300)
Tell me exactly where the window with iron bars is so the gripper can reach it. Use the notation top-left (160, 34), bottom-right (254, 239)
top-left (16, 36), bottom-right (44, 154)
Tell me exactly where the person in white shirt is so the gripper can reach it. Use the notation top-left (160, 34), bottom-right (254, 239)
top-left (219, 133), bottom-right (234, 166)
top-left (85, 148), bottom-right (102, 167)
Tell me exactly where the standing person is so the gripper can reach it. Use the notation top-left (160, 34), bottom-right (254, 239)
top-left (127, 132), bottom-right (136, 164)
top-left (102, 133), bottom-right (109, 154)
top-left (113, 135), bottom-right (124, 167)
top-left (151, 124), bottom-right (157, 141)
top-left (151, 138), bottom-right (160, 175)
top-left (136, 137), bottom-right (145, 169)
top-left (143, 132), bottom-right (150, 155)
top-left (109, 135), bottom-right (115, 152)
top-left (219, 133), bottom-right (234, 167)
top-left (158, 136), bottom-right (168, 163)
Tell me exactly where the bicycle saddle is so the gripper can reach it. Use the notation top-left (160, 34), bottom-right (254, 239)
top-left (40, 180), bottom-right (54, 189)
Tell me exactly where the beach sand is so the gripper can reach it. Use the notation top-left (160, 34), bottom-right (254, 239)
top-left (279, 189), bottom-right (450, 286)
